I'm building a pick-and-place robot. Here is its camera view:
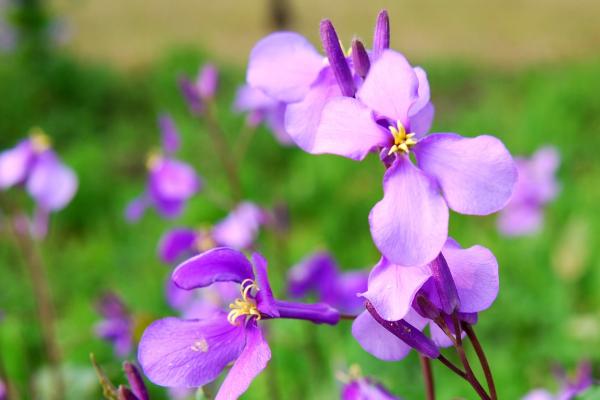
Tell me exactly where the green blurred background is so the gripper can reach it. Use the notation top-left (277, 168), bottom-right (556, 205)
top-left (1, 0), bottom-right (600, 398)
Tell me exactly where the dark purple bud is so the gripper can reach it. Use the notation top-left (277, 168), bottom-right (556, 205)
top-left (274, 299), bottom-right (340, 325)
top-left (198, 64), bottom-right (219, 100)
top-left (319, 19), bottom-right (356, 97)
top-left (429, 254), bottom-right (460, 315)
top-left (123, 362), bottom-right (149, 400)
top-left (372, 10), bottom-right (390, 58)
top-left (365, 301), bottom-right (440, 359)
top-left (178, 77), bottom-right (203, 114)
top-left (117, 385), bottom-right (139, 400)
top-left (415, 294), bottom-right (441, 322)
top-left (351, 39), bottom-right (370, 78)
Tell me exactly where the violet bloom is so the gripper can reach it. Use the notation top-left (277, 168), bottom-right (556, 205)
top-left (139, 248), bottom-right (339, 399)
top-left (158, 202), bottom-right (266, 265)
top-left (95, 292), bottom-right (133, 357)
top-left (126, 115), bottom-right (201, 222)
top-left (288, 251), bottom-right (368, 315)
top-left (234, 85), bottom-right (294, 145)
top-left (522, 362), bottom-right (593, 400)
top-left (498, 146), bottom-right (560, 236)
top-left (179, 64), bottom-right (219, 115)
top-left (352, 238), bottom-right (498, 360)
top-left (342, 377), bottom-right (400, 400)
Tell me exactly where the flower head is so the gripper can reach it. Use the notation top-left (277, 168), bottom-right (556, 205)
top-left (179, 64), bottom-right (219, 114)
top-left (522, 362), bottom-right (593, 400)
top-left (126, 115), bottom-right (201, 222)
top-left (95, 292), bottom-right (133, 357)
top-left (339, 365), bottom-right (400, 400)
top-left (499, 145), bottom-right (560, 236)
top-left (138, 248), bottom-right (339, 399)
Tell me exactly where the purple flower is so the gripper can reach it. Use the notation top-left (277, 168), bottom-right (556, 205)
top-left (126, 115), bottom-right (201, 222)
top-left (287, 251), bottom-right (368, 315)
top-left (157, 202), bottom-right (266, 264)
top-left (499, 146), bottom-right (560, 236)
top-left (523, 362), bottom-right (593, 400)
top-left (95, 293), bottom-right (133, 357)
top-left (122, 361), bottom-right (150, 400)
top-left (138, 248), bottom-right (340, 399)
top-left (342, 377), bottom-right (400, 400)
top-left (179, 64), bottom-right (219, 114)
top-left (234, 85), bottom-right (293, 145)
top-left (352, 238), bottom-right (498, 360)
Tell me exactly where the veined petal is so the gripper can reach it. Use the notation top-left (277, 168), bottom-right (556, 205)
top-left (172, 247), bottom-right (254, 290)
top-left (26, 152), bottom-right (78, 211)
top-left (158, 228), bottom-right (198, 264)
top-left (247, 32), bottom-right (324, 103)
top-left (357, 50), bottom-right (419, 123)
top-left (312, 97), bottom-right (389, 161)
top-left (251, 252), bottom-right (279, 317)
top-left (361, 257), bottom-right (430, 321)
top-left (215, 322), bottom-right (271, 400)
top-left (442, 239), bottom-right (499, 313)
top-left (369, 156), bottom-right (449, 267)
top-left (415, 133), bottom-right (517, 215)
top-left (138, 316), bottom-right (246, 388)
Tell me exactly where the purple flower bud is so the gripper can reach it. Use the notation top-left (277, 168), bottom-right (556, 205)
top-left (372, 10), bottom-right (390, 58)
top-left (123, 362), bottom-right (149, 400)
top-left (198, 64), bottom-right (219, 100)
top-left (158, 114), bottom-right (180, 156)
top-left (178, 77), bottom-right (203, 114)
top-left (365, 301), bottom-right (439, 359)
top-left (429, 253), bottom-right (460, 315)
top-left (351, 39), bottom-right (370, 79)
top-left (319, 19), bottom-right (355, 97)
top-left (117, 385), bottom-right (138, 400)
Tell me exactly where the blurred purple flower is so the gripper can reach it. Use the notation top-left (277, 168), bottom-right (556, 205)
top-left (342, 377), bottom-right (400, 400)
top-left (498, 146), bottom-right (560, 236)
top-left (0, 378), bottom-right (5, 400)
top-left (352, 238), bottom-right (498, 361)
top-left (126, 115), bottom-right (201, 222)
top-left (0, 0), bottom-right (16, 52)
top-left (287, 251), bottom-right (368, 315)
top-left (234, 85), bottom-right (293, 145)
top-left (95, 292), bottom-right (133, 357)
top-left (138, 248), bottom-right (339, 399)
top-left (179, 64), bottom-right (219, 115)
top-left (157, 202), bottom-right (266, 264)
top-left (522, 362), bottom-right (593, 400)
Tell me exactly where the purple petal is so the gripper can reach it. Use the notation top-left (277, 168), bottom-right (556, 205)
top-left (125, 195), bottom-right (148, 222)
top-left (342, 378), bottom-right (399, 400)
top-left (409, 102), bottom-right (435, 138)
top-left (264, 103), bottom-right (295, 145)
top-left (154, 198), bottom-right (185, 219)
top-left (26, 151), bottom-right (78, 211)
top-left (362, 257), bottom-right (431, 321)
top-left (123, 362), bottom-right (149, 400)
top-left (357, 50), bottom-right (419, 124)
top-left (530, 146), bottom-right (560, 202)
top-left (158, 228), bottom-right (198, 264)
top-left (415, 133), bottom-right (517, 215)
top-left (197, 64), bottom-right (219, 99)
top-left (312, 97), bottom-right (390, 160)
top-left (284, 68), bottom-right (341, 153)
top-left (172, 247), bottom-right (254, 290)
top-left (275, 300), bottom-right (339, 325)
top-left (212, 202), bottom-right (264, 250)
top-left (287, 251), bottom-right (338, 298)
top-left (328, 271), bottom-right (368, 315)
top-left (409, 67), bottom-right (431, 118)
top-left (149, 159), bottom-right (200, 202)
top-left (522, 389), bottom-right (554, 400)
top-left (215, 322), bottom-right (270, 400)
top-left (372, 10), bottom-right (390, 59)
top-left (165, 279), bottom-right (196, 312)
top-left (251, 252), bottom-right (279, 317)
top-left (320, 20), bottom-right (355, 97)
top-left (234, 85), bottom-right (278, 112)
top-left (442, 239), bottom-right (499, 313)
top-left (138, 316), bottom-right (246, 388)
top-left (247, 32), bottom-right (324, 103)
top-left (159, 114), bottom-right (180, 155)
top-left (351, 39), bottom-right (370, 78)
top-left (369, 156), bottom-right (449, 266)
top-left (428, 322), bottom-right (454, 348)
top-left (0, 140), bottom-right (33, 189)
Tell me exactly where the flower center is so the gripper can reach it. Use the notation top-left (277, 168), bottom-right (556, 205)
top-left (227, 279), bottom-right (261, 325)
top-left (30, 129), bottom-right (51, 153)
top-left (387, 120), bottom-right (417, 155)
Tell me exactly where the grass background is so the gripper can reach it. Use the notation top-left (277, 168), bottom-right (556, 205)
top-left (1, 1), bottom-right (600, 399)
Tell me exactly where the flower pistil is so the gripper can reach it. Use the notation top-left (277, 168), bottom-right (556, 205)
top-left (388, 120), bottom-right (417, 155)
top-left (227, 279), bottom-right (261, 325)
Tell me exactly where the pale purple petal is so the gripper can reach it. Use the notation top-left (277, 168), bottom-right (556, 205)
top-left (149, 159), bottom-right (200, 202)
top-left (522, 389), bottom-right (554, 400)
top-left (165, 279), bottom-right (196, 311)
top-left (428, 322), bottom-right (454, 348)
top-left (369, 156), bottom-right (449, 267)
top-left (159, 114), bottom-right (180, 155)
top-left (415, 133), bottom-right (517, 215)
top-left (158, 228), bottom-right (198, 264)
top-left (530, 146), bottom-right (560, 202)
top-left (442, 239), bottom-right (499, 313)
top-left (26, 152), bottom-right (78, 211)
top-left (362, 257), bottom-right (431, 321)
top-left (172, 247), bottom-right (254, 290)
top-left (234, 85), bottom-right (278, 112)
top-left (251, 252), bottom-right (279, 317)
top-left (198, 64), bottom-right (219, 99)
top-left (330, 271), bottom-right (368, 315)
top-left (264, 103), bottom-right (294, 145)
top-left (215, 322), bottom-right (270, 400)
top-left (212, 202), bottom-right (264, 250)
top-left (138, 316), bottom-right (246, 388)
top-left (312, 97), bottom-right (389, 160)
top-left (342, 379), bottom-right (399, 400)
top-left (154, 198), bottom-right (185, 219)
top-left (409, 102), bottom-right (435, 138)
top-left (410, 67), bottom-right (431, 115)
top-left (125, 195), bottom-right (148, 222)
top-left (357, 50), bottom-right (419, 123)
top-left (247, 32), bottom-right (324, 103)
top-left (0, 140), bottom-right (33, 189)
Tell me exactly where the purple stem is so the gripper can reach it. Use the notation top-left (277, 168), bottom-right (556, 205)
top-left (273, 300), bottom-right (340, 325)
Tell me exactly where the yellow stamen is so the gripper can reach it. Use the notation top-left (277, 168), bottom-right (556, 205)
top-left (387, 120), bottom-right (417, 155)
top-left (145, 149), bottom-right (162, 171)
top-left (227, 279), bottom-right (261, 325)
top-left (29, 128), bottom-right (51, 153)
